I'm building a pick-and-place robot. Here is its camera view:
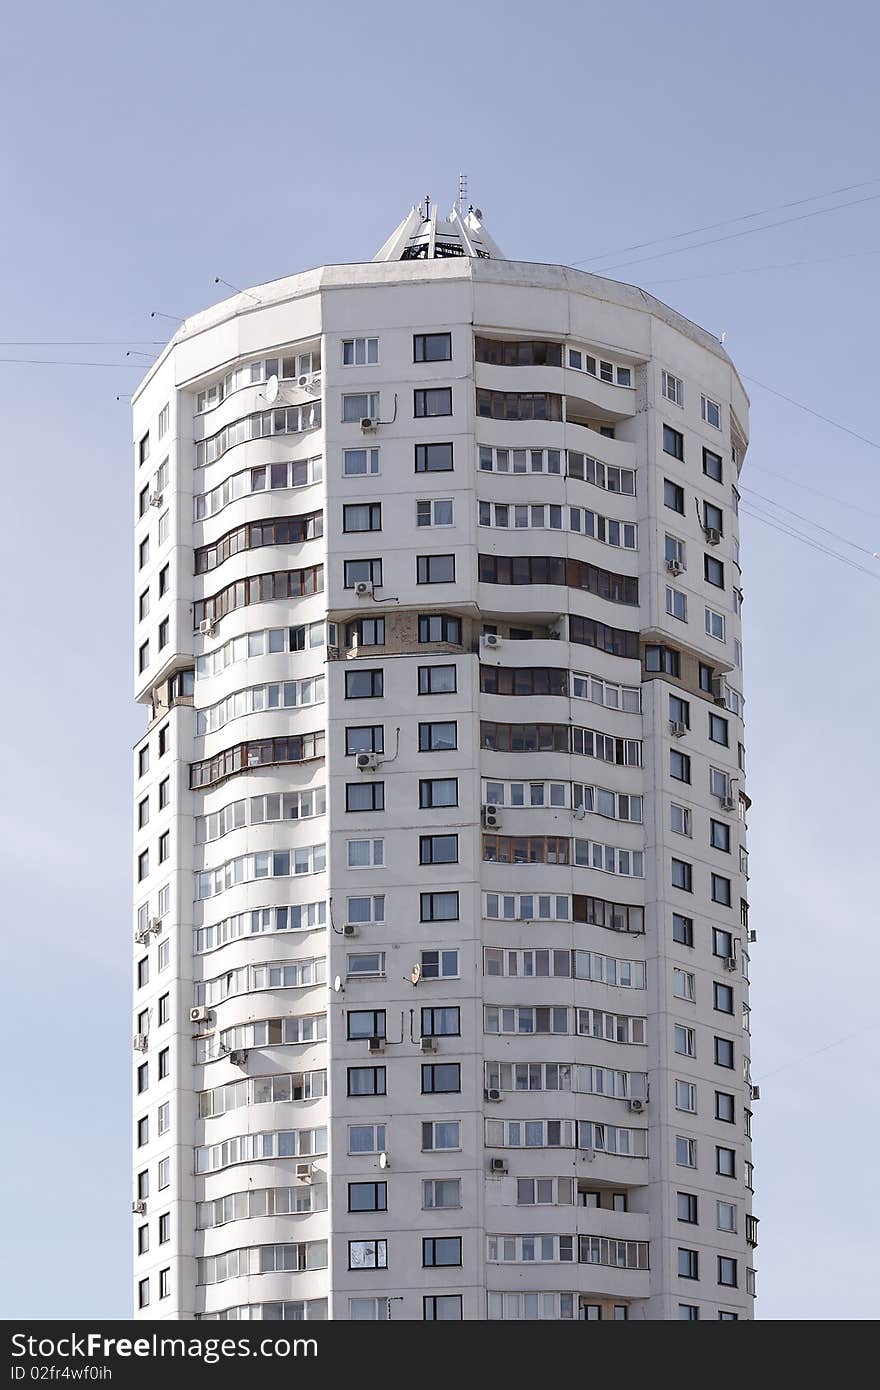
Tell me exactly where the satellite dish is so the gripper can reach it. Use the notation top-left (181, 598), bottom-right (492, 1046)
top-left (379, 1151), bottom-right (389, 1170)
top-left (410, 963), bottom-right (422, 986)
top-left (264, 373), bottom-right (279, 405)
top-left (474, 207), bottom-right (483, 220)
top-left (333, 975), bottom-right (343, 994)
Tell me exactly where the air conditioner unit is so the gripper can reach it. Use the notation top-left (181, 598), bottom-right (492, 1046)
top-left (628, 1097), bottom-right (646, 1113)
top-left (572, 803), bottom-right (587, 822)
top-left (198, 618), bottom-right (216, 636)
top-left (368, 1036), bottom-right (384, 1054)
top-left (295, 1162), bottom-right (314, 1181)
top-left (489, 1158), bottom-right (507, 1174)
top-left (666, 558), bottom-right (684, 576)
top-left (705, 526), bottom-right (721, 545)
top-left (343, 923), bottom-right (359, 937)
top-left (355, 752), bottom-right (379, 772)
top-left (360, 417), bottom-right (378, 432)
top-left (149, 492), bottom-right (163, 508)
top-left (131, 1200), bottom-right (146, 1215)
top-left (148, 917), bottom-right (162, 935)
top-left (354, 581), bottom-right (373, 598)
top-left (190, 1006), bottom-right (210, 1024)
top-left (721, 795), bottom-right (736, 812)
top-left (725, 955), bottom-right (738, 972)
top-left (133, 1033), bottom-right (148, 1052)
top-left (420, 1036), bottom-right (437, 1053)
top-left (481, 803), bottom-right (501, 830)
top-left (134, 925), bottom-right (149, 945)
top-left (711, 675), bottom-right (727, 704)
top-left (297, 375), bottom-right (311, 388)
top-left (751, 1085), bottom-right (761, 1101)
top-left (484, 1087), bottom-right (502, 1103)
top-left (229, 1049), bottom-right (249, 1066)
top-left (481, 633), bottom-right (502, 649)
top-left (326, 644), bottom-right (340, 660)
top-left (669, 720), bottom-right (687, 738)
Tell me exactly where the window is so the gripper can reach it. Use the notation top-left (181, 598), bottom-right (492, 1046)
top-left (158, 1049), bottom-right (169, 1080)
top-left (158, 778), bottom-right (169, 810)
top-left (419, 613), bottom-right (461, 644)
top-left (420, 949), bottom-right (459, 980)
top-left (424, 1296), bottom-right (462, 1320)
top-left (342, 337), bottom-right (379, 366)
top-left (416, 495), bottom-right (454, 528)
top-left (137, 797), bottom-right (149, 830)
top-left (344, 447), bottom-right (380, 476)
top-left (349, 1239), bottom-right (387, 1270)
top-left (345, 669), bottom-right (383, 699)
top-left (138, 537), bottom-right (150, 572)
top-left (137, 1116), bottom-right (149, 1147)
top-left (672, 859), bottom-right (693, 892)
top-left (710, 820), bottom-right (730, 852)
top-left (718, 1201), bottom-right (737, 1233)
top-left (346, 725), bottom-right (384, 755)
top-left (666, 587), bottom-right (687, 621)
top-left (422, 1006), bottom-right (460, 1037)
top-left (702, 395), bottom-right (721, 429)
top-left (705, 555), bottom-right (725, 588)
top-left (709, 713), bottom-right (730, 748)
top-left (673, 913), bottom-right (694, 947)
top-left (342, 393), bottom-right (380, 423)
top-left (137, 1061), bottom-right (149, 1092)
top-left (344, 558), bottom-right (382, 589)
top-left (714, 983), bottom-right (734, 1015)
top-left (677, 1192), bottom-right (698, 1224)
top-left (346, 838), bottom-right (384, 869)
top-left (715, 1037), bottom-right (735, 1069)
top-left (343, 503), bottom-right (382, 533)
top-left (716, 1146), bottom-right (736, 1178)
top-left (158, 1268), bottom-right (170, 1300)
top-left (662, 371), bottom-right (683, 407)
top-left (715, 1091), bottom-right (735, 1123)
top-left (663, 424), bottom-right (684, 460)
top-left (138, 588), bottom-right (150, 622)
top-left (674, 1024), bottom-right (696, 1057)
top-left (158, 725), bottom-right (169, 757)
top-left (673, 968), bottom-right (695, 1001)
top-left (679, 1305), bottom-right (700, 1320)
top-left (718, 1257), bottom-right (738, 1288)
top-left (645, 645), bottom-right (680, 676)
top-left (419, 777), bottom-right (458, 809)
top-left (423, 1236), bottom-right (461, 1267)
top-left (419, 721), bottom-right (456, 751)
top-left (138, 641), bottom-right (149, 674)
top-left (675, 1080), bottom-right (696, 1113)
top-left (415, 442), bottom-right (453, 472)
top-left (157, 1158), bottom-right (170, 1189)
top-left (158, 832), bottom-right (169, 864)
top-left (422, 1121), bottom-right (460, 1151)
top-left (158, 511), bottom-right (169, 546)
top-left (670, 750), bottom-right (691, 784)
top-left (157, 1102), bottom-right (170, 1135)
top-left (137, 1278), bottom-right (149, 1309)
top-left (420, 834), bottom-right (458, 865)
top-left (421, 891), bottom-right (459, 922)
top-left (703, 447), bottom-right (723, 482)
top-left (703, 501), bottom-right (724, 534)
top-left (676, 1136), bottom-right (696, 1169)
top-left (139, 432), bottom-right (150, 465)
top-left (346, 782), bottom-right (384, 813)
top-left (349, 1124), bottom-right (386, 1154)
top-left (422, 1063), bottom-right (461, 1094)
top-left (664, 479), bottom-right (685, 513)
top-left (417, 554), bottom-right (455, 585)
top-left (414, 332), bottom-right (452, 362)
top-left (670, 694), bottom-right (690, 728)
top-left (137, 1224), bottom-right (149, 1254)
top-left (423, 1178), bottom-right (461, 1209)
top-left (347, 1010), bottom-right (385, 1042)
top-left (348, 1181), bottom-right (387, 1212)
top-left (678, 1248), bottom-right (699, 1280)
top-left (670, 806), bottom-right (691, 842)
top-left (414, 387), bottom-right (452, 417)
top-left (137, 850), bottom-right (149, 882)
top-left (712, 874), bottom-right (732, 907)
top-left (158, 994), bottom-right (169, 1026)
top-left (418, 664), bottom-right (456, 695)
top-left (138, 747), bottom-right (149, 778)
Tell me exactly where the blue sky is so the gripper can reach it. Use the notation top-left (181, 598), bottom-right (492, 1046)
top-left (1, 0), bottom-right (878, 1319)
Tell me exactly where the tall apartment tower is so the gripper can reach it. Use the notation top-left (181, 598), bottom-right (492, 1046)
top-left (131, 203), bottom-right (755, 1322)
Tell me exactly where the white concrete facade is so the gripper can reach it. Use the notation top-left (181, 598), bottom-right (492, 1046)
top-left (131, 211), bottom-right (755, 1321)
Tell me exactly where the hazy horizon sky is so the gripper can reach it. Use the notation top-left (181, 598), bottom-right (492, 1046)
top-left (1, 0), bottom-right (878, 1320)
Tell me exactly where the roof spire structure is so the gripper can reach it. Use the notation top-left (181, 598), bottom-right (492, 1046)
top-left (373, 198), bottom-right (505, 262)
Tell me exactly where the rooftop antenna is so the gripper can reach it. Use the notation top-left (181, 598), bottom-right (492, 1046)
top-left (214, 276), bottom-right (262, 304)
top-left (458, 171), bottom-right (468, 214)
top-left (423, 193), bottom-right (431, 221)
top-left (150, 310), bottom-right (186, 325)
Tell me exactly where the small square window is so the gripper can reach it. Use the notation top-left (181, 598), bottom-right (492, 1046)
top-left (414, 387), bottom-right (452, 418)
top-left (414, 333), bottom-right (452, 362)
top-left (415, 442), bottom-right (454, 473)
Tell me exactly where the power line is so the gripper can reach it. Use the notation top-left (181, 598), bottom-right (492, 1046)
top-left (0, 340), bottom-right (164, 347)
top-left (747, 463), bottom-right (880, 521)
top-left (570, 175), bottom-right (880, 266)
top-left (753, 1022), bottom-right (880, 1085)
top-left (743, 374), bottom-right (880, 451)
top-left (643, 245), bottom-right (880, 287)
top-left (0, 357), bottom-right (141, 368)
top-left (591, 190), bottom-right (880, 275)
top-left (740, 504), bottom-right (880, 580)
top-left (739, 486), bottom-right (880, 557)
